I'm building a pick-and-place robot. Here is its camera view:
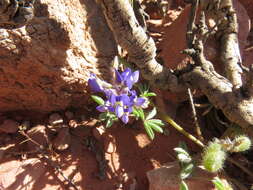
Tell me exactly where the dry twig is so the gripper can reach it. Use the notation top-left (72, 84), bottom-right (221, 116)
top-left (19, 130), bottom-right (79, 190)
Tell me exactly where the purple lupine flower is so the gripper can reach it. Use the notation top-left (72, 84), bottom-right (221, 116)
top-left (121, 107), bottom-right (133, 124)
top-left (107, 93), bottom-right (133, 123)
top-left (89, 68), bottom-right (145, 124)
top-left (111, 94), bottom-right (131, 118)
top-left (129, 90), bottom-right (146, 107)
top-left (88, 74), bottom-right (103, 92)
top-left (96, 100), bottom-right (114, 112)
top-left (115, 68), bottom-right (139, 90)
top-left (88, 74), bottom-right (112, 93)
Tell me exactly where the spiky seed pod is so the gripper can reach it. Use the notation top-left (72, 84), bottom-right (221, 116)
top-left (202, 141), bottom-right (227, 173)
top-left (231, 135), bottom-right (251, 152)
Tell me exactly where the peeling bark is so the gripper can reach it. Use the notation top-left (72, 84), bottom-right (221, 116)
top-left (98, 0), bottom-right (182, 92)
top-left (202, 0), bottom-right (243, 88)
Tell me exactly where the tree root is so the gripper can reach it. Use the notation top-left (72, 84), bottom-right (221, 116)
top-left (97, 0), bottom-right (253, 133)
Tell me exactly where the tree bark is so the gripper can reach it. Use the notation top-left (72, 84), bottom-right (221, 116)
top-left (98, 0), bottom-right (253, 131)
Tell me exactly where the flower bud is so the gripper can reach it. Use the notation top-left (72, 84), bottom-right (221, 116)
top-left (202, 141), bottom-right (226, 173)
top-left (231, 135), bottom-right (251, 152)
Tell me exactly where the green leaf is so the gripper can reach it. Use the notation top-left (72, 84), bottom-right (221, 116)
top-left (174, 147), bottom-right (192, 164)
top-left (91, 95), bottom-right (104, 105)
top-left (177, 154), bottom-right (192, 163)
top-left (143, 92), bottom-right (156, 97)
top-left (133, 108), bottom-right (140, 118)
top-left (99, 112), bottom-right (108, 121)
top-left (138, 83), bottom-right (149, 95)
top-left (145, 120), bottom-right (163, 133)
top-left (212, 177), bottom-right (226, 190)
top-left (134, 108), bottom-right (145, 121)
top-left (180, 163), bottom-right (194, 179)
top-left (179, 141), bottom-right (189, 152)
top-left (148, 119), bottom-right (165, 126)
top-left (144, 121), bottom-right (155, 140)
top-left (146, 107), bottom-right (157, 120)
top-left (105, 118), bottom-right (114, 128)
top-left (180, 181), bottom-right (189, 190)
top-left (174, 147), bottom-right (190, 156)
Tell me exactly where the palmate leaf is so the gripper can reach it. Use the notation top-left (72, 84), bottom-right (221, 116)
top-left (212, 177), bottom-right (227, 190)
top-left (105, 118), bottom-right (114, 128)
top-left (179, 181), bottom-right (189, 190)
top-left (180, 163), bottom-right (194, 179)
top-left (174, 147), bottom-right (192, 163)
top-left (174, 143), bottom-right (195, 180)
top-left (144, 121), bottom-right (155, 140)
top-left (143, 92), bottom-right (156, 97)
top-left (145, 120), bottom-right (163, 133)
top-left (91, 95), bottom-right (104, 105)
top-left (133, 107), bottom-right (145, 121)
top-left (99, 112), bottom-right (108, 121)
top-left (146, 107), bottom-right (157, 120)
top-left (147, 119), bottom-right (164, 126)
top-left (138, 83), bottom-right (149, 94)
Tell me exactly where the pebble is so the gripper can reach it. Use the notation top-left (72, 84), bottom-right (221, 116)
top-left (0, 119), bottom-right (19, 134)
top-left (68, 120), bottom-right (78, 128)
top-left (52, 127), bottom-right (71, 151)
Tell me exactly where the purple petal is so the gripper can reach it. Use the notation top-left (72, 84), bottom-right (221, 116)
top-left (130, 90), bottom-right (137, 96)
top-left (125, 78), bottom-right (133, 89)
top-left (115, 105), bottom-right (124, 118)
top-left (135, 97), bottom-right (146, 106)
top-left (120, 94), bottom-right (130, 105)
top-left (88, 75), bottom-right (102, 92)
top-left (108, 106), bottom-right (115, 112)
top-left (96, 105), bottom-right (107, 112)
top-left (104, 89), bottom-right (112, 98)
top-left (110, 94), bottom-right (116, 105)
top-left (129, 90), bottom-right (137, 101)
top-left (121, 114), bottom-right (129, 124)
top-left (132, 71), bottom-right (139, 83)
top-left (121, 68), bottom-right (131, 80)
top-left (125, 107), bottom-right (133, 113)
top-left (115, 69), bottom-right (123, 83)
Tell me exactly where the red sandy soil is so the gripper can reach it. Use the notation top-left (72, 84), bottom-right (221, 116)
top-left (0, 105), bottom-right (201, 190)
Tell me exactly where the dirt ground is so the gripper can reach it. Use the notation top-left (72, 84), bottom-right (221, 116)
top-left (0, 104), bottom-right (202, 190)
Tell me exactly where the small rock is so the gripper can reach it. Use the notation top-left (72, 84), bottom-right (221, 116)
top-left (147, 162), bottom-right (216, 190)
top-left (48, 113), bottom-right (64, 126)
top-left (69, 120), bottom-right (78, 128)
top-left (65, 111), bottom-right (74, 120)
top-left (0, 119), bottom-right (19, 134)
top-left (19, 120), bottom-right (30, 131)
top-left (52, 127), bottom-right (71, 151)
top-left (26, 125), bottom-right (49, 150)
